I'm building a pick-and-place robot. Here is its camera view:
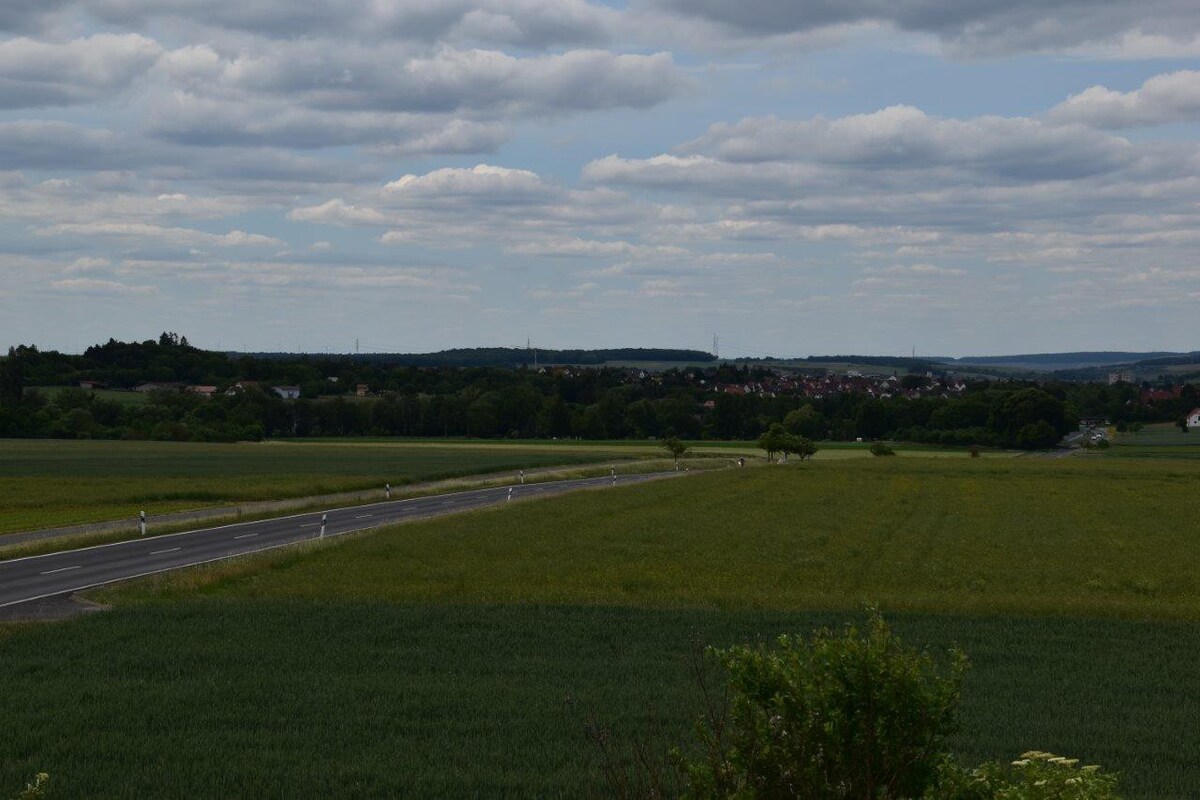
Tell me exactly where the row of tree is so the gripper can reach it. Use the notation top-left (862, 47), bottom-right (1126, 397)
top-left (0, 375), bottom-right (1084, 449)
top-left (3, 337), bottom-right (1195, 447)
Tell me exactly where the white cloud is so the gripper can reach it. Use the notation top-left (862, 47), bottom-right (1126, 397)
top-left (288, 199), bottom-right (387, 226)
top-left (0, 33), bottom-right (161, 108)
top-left (65, 256), bottom-right (112, 272)
top-left (37, 222), bottom-right (282, 247)
top-left (680, 107), bottom-right (1133, 179)
top-left (146, 45), bottom-right (684, 152)
top-left (89, 0), bottom-right (617, 49)
top-left (1048, 70), bottom-right (1200, 128)
top-left (639, 0), bottom-right (1200, 58)
top-left (384, 164), bottom-right (553, 203)
top-left (50, 277), bottom-right (156, 295)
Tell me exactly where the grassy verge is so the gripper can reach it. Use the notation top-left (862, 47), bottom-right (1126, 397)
top-left (0, 438), bottom-right (668, 535)
top-left (0, 602), bottom-right (1194, 798)
top-left (0, 457), bottom-right (713, 561)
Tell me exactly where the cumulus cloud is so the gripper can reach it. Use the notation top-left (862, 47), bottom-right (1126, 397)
top-left (88, 0), bottom-right (617, 49)
top-left (0, 1), bottom-right (73, 35)
top-left (146, 45), bottom-right (684, 152)
top-left (1048, 70), bottom-right (1200, 128)
top-left (384, 164), bottom-right (554, 203)
top-left (640, 0), bottom-right (1200, 57)
top-left (38, 222), bottom-right (282, 247)
top-left (0, 33), bottom-right (161, 108)
top-left (0, 121), bottom-right (148, 170)
top-left (49, 277), bottom-right (156, 295)
top-left (288, 199), bottom-right (387, 226)
top-left (679, 107), bottom-right (1134, 179)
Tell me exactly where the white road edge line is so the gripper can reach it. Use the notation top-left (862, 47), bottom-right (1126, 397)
top-left (0, 474), bottom-right (676, 609)
top-left (1, 474), bottom-right (624, 567)
top-left (40, 565), bottom-right (81, 575)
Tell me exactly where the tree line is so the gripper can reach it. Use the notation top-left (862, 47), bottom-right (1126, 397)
top-left (2, 336), bottom-right (1195, 446)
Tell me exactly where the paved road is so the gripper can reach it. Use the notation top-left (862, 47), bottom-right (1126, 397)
top-left (0, 472), bottom-right (675, 610)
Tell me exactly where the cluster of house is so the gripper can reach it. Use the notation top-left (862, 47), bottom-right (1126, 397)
top-left (79, 379), bottom-right (371, 401)
top-left (598, 368), bottom-right (968, 402)
top-left (705, 372), bottom-right (969, 402)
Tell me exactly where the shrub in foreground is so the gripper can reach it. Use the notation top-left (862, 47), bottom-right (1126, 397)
top-left (593, 612), bottom-right (1122, 799)
top-left (680, 612), bottom-right (965, 799)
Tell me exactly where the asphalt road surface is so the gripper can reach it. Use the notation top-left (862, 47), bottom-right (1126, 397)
top-left (0, 472), bottom-right (676, 610)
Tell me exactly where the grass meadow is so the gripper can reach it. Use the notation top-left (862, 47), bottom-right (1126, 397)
top-left (1107, 422), bottom-right (1200, 460)
top-left (0, 438), bottom-right (655, 535)
top-left (3, 455), bottom-right (1199, 796)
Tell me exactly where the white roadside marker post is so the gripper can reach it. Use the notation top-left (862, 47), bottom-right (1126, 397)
top-left (139, 510), bottom-right (146, 537)
top-left (519, 469), bottom-right (525, 484)
top-left (385, 482), bottom-right (391, 500)
top-left (507, 487), bottom-right (513, 503)
top-left (320, 513), bottom-right (327, 538)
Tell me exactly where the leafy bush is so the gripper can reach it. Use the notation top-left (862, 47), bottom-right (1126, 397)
top-left (590, 612), bottom-right (1123, 799)
top-left (870, 441), bottom-right (896, 456)
top-left (678, 612), bottom-right (966, 799)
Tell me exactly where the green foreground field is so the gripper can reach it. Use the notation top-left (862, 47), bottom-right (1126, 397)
top-left (1, 603), bottom-right (1195, 798)
top-left (4, 456), bottom-right (1199, 797)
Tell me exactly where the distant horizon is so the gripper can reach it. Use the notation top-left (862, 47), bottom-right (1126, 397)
top-left (8, 337), bottom-right (1196, 364)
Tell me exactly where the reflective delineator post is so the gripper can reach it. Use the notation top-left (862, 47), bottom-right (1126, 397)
top-left (320, 513), bottom-right (327, 538)
top-left (385, 482), bottom-right (391, 500)
top-left (519, 470), bottom-right (525, 484)
top-left (507, 487), bottom-right (513, 503)
top-left (139, 510), bottom-right (146, 537)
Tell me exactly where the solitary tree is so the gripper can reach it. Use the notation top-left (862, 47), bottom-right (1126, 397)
top-left (757, 423), bottom-right (788, 461)
top-left (661, 435), bottom-right (689, 466)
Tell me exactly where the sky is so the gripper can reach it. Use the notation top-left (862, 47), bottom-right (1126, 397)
top-left (1, 1), bottom-right (1199, 358)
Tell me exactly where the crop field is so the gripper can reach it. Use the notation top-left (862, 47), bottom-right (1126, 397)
top-left (0, 438), bottom-right (650, 535)
top-left (112, 458), bottom-right (1200, 619)
top-left (1107, 422), bottom-right (1200, 460)
top-left (3, 457), bottom-right (1198, 797)
top-left (1, 603), bottom-right (1195, 798)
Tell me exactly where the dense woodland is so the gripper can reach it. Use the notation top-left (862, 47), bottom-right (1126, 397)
top-left (1, 335), bottom-right (1195, 447)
